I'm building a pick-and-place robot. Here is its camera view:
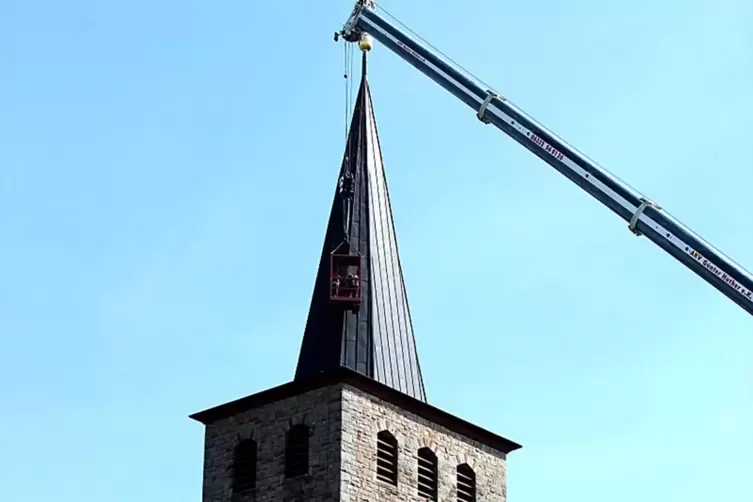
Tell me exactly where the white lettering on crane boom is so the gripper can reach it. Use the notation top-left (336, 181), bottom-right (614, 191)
top-left (395, 40), bottom-right (427, 64)
top-left (359, 11), bottom-right (753, 307)
top-left (530, 134), bottom-right (564, 161)
top-left (688, 248), bottom-right (752, 299)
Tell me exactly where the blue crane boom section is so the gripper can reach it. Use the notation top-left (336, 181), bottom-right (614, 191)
top-left (339, 2), bottom-right (753, 317)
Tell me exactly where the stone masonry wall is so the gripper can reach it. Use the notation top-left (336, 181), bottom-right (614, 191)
top-left (340, 385), bottom-right (508, 502)
top-left (201, 386), bottom-right (342, 502)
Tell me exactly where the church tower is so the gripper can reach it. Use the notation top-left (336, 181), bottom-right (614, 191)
top-left (190, 52), bottom-right (521, 502)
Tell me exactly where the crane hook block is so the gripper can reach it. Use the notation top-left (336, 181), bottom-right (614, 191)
top-left (359, 33), bottom-right (374, 52)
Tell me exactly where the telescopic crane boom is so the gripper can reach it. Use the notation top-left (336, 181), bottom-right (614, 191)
top-left (338, 0), bottom-right (753, 317)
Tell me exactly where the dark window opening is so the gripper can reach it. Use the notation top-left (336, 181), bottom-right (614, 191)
top-left (285, 424), bottom-right (309, 478)
top-left (376, 430), bottom-right (398, 485)
top-left (417, 447), bottom-right (438, 500)
top-left (232, 439), bottom-right (257, 494)
top-left (457, 463), bottom-right (476, 502)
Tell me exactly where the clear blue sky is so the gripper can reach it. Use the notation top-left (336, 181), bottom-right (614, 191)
top-left (2, 0), bottom-right (752, 500)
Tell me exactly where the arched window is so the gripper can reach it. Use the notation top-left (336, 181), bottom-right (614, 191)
top-left (231, 439), bottom-right (257, 494)
top-left (376, 430), bottom-right (398, 485)
top-left (285, 424), bottom-right (309, 478)
top-left (417, 447), bottom-right (438, 500)
top-left (457, 463), bottom-right (476, 502)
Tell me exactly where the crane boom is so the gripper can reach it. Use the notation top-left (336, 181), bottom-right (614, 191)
top-left (338, 1), bottom-right (753, 317)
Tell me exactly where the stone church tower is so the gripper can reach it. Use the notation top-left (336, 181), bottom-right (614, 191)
top-left (190, 53), bottom-right (521, 502)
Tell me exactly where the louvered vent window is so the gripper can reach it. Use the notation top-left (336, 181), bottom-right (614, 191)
top-left (285, 424), bottom-right (309, 478)
top-left (232, 439), bottom-right (257, 494)
top-left (376, 430), bottom-right (398, 485)
top-left (457, 463), bottom-right (476, 502)
top-left (417, 447), bottom-right (438, 500)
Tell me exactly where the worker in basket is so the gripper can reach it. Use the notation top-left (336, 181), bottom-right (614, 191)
top-left (345, 273), bottom-right (360, 297)
top-left (331, 276), bottom-right (341, 297)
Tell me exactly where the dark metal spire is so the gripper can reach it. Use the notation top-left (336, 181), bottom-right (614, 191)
top-left (294, 52), bottom-right (427, 402)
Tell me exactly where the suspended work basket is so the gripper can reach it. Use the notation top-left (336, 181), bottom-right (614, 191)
top-left (329, 241), bottom-right (362, 310)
